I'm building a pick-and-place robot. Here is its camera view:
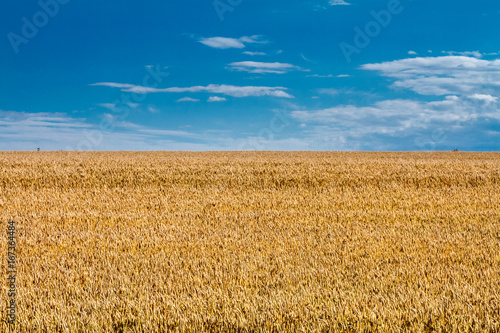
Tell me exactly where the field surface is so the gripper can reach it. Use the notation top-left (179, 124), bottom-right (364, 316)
top-left (1, 152), bottom-right (500, 332)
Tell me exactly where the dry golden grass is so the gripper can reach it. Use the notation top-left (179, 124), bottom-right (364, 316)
top-left (1, 151), bottom-right (499, 332)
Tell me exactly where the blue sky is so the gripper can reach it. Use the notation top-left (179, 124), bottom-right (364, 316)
top-left (1, 0), bottom-right (499, 151)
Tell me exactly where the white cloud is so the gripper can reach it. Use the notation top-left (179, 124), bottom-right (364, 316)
top-left (470, 94), bottom-right (498, 103)
top-left (307, 74), bottom-right (334, 78)
top-left (442, 50), bottom-right (483, 58)
top-left (98, 102), bottom-right (147, 112)
top-left (300, 53), bottom-right (313, 63)
top-left (242, 51), bottom-right (267, 56)
top-left (98, 103), bottom-right (118, 111)
top-left (0, 110), bottom-right (212, 151)
top-left (307, 74), bottom-right (350, 78)
top-left (408, 51), bottom-right (417, 55)
top-left (329, 0), bottom-right (350, 5)
top-left (0, 110), bottom-right (90, 130)
top-left (148, 106), bottom-right (160, 113)
top-left (91, 82), bottom-right (293, 98)
top-left (362, 56), bottom-right (500, 96)
top-left (288, 54), bottom-right (499, 150)
top-left (297, 55), bottom-right (500, 149)
top-left (2, 99), bottom-right (499, 151)
top-left (228, 61), bottom-right (303, 74)
top-left (207, 96), bottom-right (227, 102)
top-left (177, 97), bottom-right (200, 102)
top-left (0, 109), bottom-right (307, 151)
top-left (290, 94), bottom-right (500, 150)
top-left (94, 83), bottom-right (135, 89)
top-left (199, 35), bottom-right (266, 49)
top-left (292, 100), bottom-right (424, 132)
top-left (0, 110), bottom-right (91, 150)
top-left (239, 36), bottom-right (265, 44)
top-left (200, 37), bottom-right (245, 49)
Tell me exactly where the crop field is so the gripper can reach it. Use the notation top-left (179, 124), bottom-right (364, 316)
top-left (1, 151), bottom-right (499, 332)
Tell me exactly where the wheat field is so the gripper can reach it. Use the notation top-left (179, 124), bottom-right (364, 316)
top-left (1, 152), bottom-right (499, 332)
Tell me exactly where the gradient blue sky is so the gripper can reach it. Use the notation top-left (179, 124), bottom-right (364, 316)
top-left (1, 0), bottom-right (499, 151)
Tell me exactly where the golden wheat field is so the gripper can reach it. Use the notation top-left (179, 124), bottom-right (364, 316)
top-left (1, 151), bottom-right (499, 332)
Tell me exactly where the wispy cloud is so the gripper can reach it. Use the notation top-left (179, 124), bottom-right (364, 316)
top-left (470, 94), bottom-right (498, 103)
top-left (91, 82), bottom-right (293, 98)
top-left (207, 96), bottom-right (227, 102)
top-left (307, 74), bottom-right (350, 78)
top-left (329, 0), bottom-right (351, 5)
top-left (177, 97), bottom-right (200, 102)
top-left (199, 35), bottom-right (266, 49)
top-left (287, 55), bottom-right (500, 150)
top-left (0, 110), bottom-right (213, 150)
top-left (300, 53), bottom-right (313, 63)
top-left (307, 74), bottom-right (334, 78)
top-left (99, 102), bottom-right (152, 113)
top-left (0, 110), bottom-right (91, 150)
top-left (0, 110), bottom-right (90, 130)
top-left (227, 61), bottom-right (303, 74)
top-left (441, 50), bottom-right (483, 58)
top-left (148, 106), bottom-right (160, 113)
top-left (98, 103), bottom-right (119, 111)
top-left (292, 99), bottom-right (466, 128)
top-left (362, 56), bottom-right (500, 96)
top-left (290, 95), bottom-right (500, 150)
top-left (0, 109), bottom-right (307, 151)
top-left (242, 51), bottom-right (267, 56)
